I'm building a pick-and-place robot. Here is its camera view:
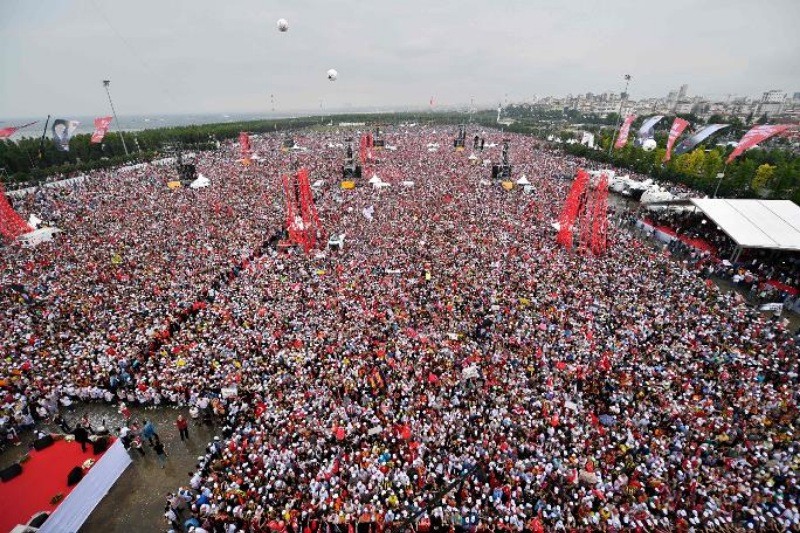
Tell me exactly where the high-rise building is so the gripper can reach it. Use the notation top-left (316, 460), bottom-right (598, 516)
top-left (762, 90), bottom-right (786, 103)
top-left (677, 84), bottom-right (689, 100)
top-left (759, 90), bottom-right (787, 117)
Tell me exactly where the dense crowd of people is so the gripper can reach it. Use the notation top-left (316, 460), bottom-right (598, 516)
top-left (2, 127), bottom-right (799, 531)
top-left (646, 208), bottom-right (800, 305)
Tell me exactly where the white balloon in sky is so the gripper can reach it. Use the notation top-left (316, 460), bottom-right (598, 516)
top-left (327, 69), bottom-right (338, 81)
top-left (277, 19), bottom-right (289, 32)
top-left (642, 138), bottom-right (657, 151)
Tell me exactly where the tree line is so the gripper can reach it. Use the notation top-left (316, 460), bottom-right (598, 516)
top-left (3, 109), bottom-right (797, 203)
top-left (0, 111), bottom-right (470, 187)
top-left (560, 130), bottom-right (800, 203)
top-left (478, 111), bottom-right (799, 203)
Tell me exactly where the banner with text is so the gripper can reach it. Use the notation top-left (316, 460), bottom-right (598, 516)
top-left (663, 118), bottom-right (690, 162)
top-left (726, 124), bottom-right (791, 163)
top-left (90, 116), bottom-right (113, 144)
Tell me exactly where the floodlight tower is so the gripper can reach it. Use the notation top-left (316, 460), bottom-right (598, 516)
top-left (607, 74), bottom-right (632, 157)
top-left (102, 80), bottom-right (129, 156)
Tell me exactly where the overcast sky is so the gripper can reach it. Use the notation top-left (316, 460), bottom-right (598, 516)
top-left (1, 0), bottom-right (799, 119)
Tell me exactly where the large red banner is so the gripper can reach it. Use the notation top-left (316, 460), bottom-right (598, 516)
top-left (663, 118), bottom-right (690, 162)
top-left (90, 116), bottom-right (113, 144)
top-left (614, 114), bottom-right (636, 149)
top-left (239, 132), bottom-right (251, 158)
top-left (726, 124), bottom-right (791, 163)
top-left (0, 121), bottom-right (38, 139)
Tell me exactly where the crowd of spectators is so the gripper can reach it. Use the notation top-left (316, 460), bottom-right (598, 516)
top-left (2, 127), bottom-right (799, 531)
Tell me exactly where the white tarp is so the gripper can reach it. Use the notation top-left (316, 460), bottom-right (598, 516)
top-left (516, 175), bottom-right (531, 185)
top-left (328, 234), bottom-right (345, 249)
top-left (28, 214), bottom-right (42, 229)
top-left (690, 199), bottom-right (800, 251)
top-left (462, 365), bottom-right (480, 380)
top-left (189, 174), bottom-right (210, 189)
top-left (19, 227), bottom-right (61, 247)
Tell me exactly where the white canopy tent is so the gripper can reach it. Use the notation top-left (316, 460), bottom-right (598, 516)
top-left (18, 227), bottom-right (61, 247)
top-left (189, 174), bottom-right (210, 189)
top-left (689, 199), bottom-right (800, 260)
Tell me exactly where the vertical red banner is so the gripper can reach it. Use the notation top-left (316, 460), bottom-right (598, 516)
top-left (239, 132), bottom-right (251, 158)
top-left (614, 114), bottom-right (637, 149)
top-left (663, 118), bottom-right (690, 162)
top-left (91, 116), bottom-right (113, 144)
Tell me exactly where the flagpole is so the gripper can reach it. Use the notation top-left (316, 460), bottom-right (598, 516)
top-left (102, 79), bottom-right (129, 156)
top-left (37, 115), bottom-right (51, 164)
top-left (607, 74), bottom-right (631, 157)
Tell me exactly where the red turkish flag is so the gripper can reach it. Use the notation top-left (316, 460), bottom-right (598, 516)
top-left (726, 124), bottom-right (791, 163)
top-left (614, 114), bottom-right (637, 149)
top-left (91, 116), bottom-right (113, 143)
top-left (663, 117), bottom-right (690, 162)
top-left (0, 120), bottom-right (38, 139)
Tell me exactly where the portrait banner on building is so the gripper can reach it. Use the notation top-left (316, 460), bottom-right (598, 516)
top-left (52, 119), bottom-right (80, 151)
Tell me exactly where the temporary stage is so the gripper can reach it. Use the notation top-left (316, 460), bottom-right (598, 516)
top-left (0, 438), bottom-right (131, 533)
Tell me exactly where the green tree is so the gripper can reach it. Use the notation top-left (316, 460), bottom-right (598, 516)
top-left (685, 149), bottom-right (706, 177)
top-left (702, 150), bottom-right (725, 181)
top-left (751, 163), bottom-right (776, 195)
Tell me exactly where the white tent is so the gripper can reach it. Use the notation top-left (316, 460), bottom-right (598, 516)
top-left (312, 180), bottom-right (325, 189)
top-left (690, 199), bottom-right (800, 251)
top-left (328, 234), bottom-right (345, 250)
top-left (189, 174), bottom-right (210, 189)
top-left (401, 181), bottom-right (415, 188)
top-left (28, 214), bottom-right (42, 229)
top-left (516, 175), bottom-right (531, 186)
top-left (640, 189), bottom-right (674, 204)
top-left (18, 227), bottom-right (61, 247)
top-left (368, 175), bottom-right (382, 185)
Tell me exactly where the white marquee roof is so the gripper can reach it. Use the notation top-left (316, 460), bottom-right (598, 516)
top-left (690, 199), bottom-right (800, 251)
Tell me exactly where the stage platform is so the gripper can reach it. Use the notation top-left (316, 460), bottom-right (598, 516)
top-left (0, 438), bottom-right (131, 533)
